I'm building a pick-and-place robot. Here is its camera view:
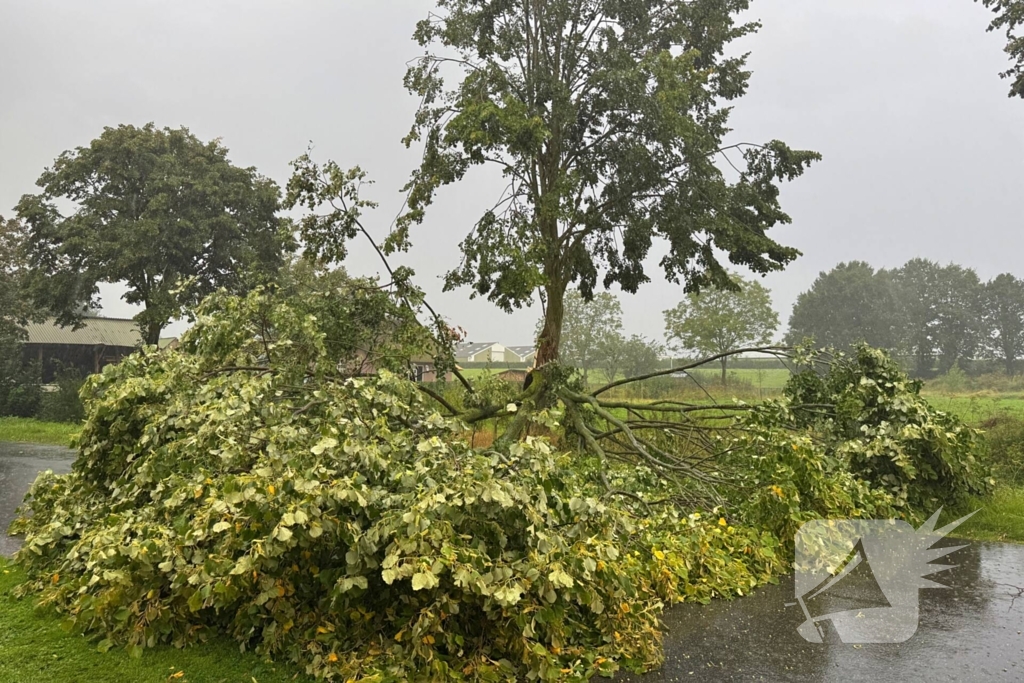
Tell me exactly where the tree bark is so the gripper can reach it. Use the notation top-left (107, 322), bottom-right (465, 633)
top-left (721, 357), bottom-right (727, 387)
top-left (535, 280), bottom-right (565, 367)
top-left (144, 322), bottom-right (163, 347)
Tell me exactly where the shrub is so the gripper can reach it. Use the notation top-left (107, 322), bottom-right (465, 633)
top-left (980, 415), bottom-right (1024, 486)
top-left (10, 288), bottom-right (782, 682)
top-left (0, 327), bottom-right (41, 418)
top-left (37, 364), bottom-right (85, 423)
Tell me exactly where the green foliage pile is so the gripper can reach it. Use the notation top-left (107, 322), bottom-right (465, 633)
top-left (780, 346), bottom-right (992, 512)
top-left (10, 287), bottom-right (782, 682)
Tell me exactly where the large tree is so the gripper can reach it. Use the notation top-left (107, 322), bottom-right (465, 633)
top-left (891, 259), bottom-right (983, 376)
top-left (620, 334), bottom-right (664, 379)
top-left (0, 216), bottom-right (41, 417)
top-left (16, 123), bottom-right (292, 345)
top-left (664, 273), bottom-right (778, 384)
top-left (0, 215), bottom-right (33, 332)
top-left (982, 273), bottom-right (1024, 375)
top-left (785, 261), bottom-right (899, 351)
top-left (536, 290), bottom-right (622, 383)
top-left (399, 0), bottom-right (819, 368)
top-left (980, 0), bottom-right (1024, 97)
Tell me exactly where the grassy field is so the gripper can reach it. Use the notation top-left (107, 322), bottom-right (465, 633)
top-left (922, 393), bottom-right (1024, 424)
top-left (0, 561), bottom-right (310, 683)
top-left (0, 418), bottom-right (79, 447)
top-left (686, 367), bottom-right (791, 390)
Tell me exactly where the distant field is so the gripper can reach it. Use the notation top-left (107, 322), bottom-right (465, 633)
top-left (0, 418), bottom-right (79, 447)
top-left (686, 368), bottom-right (792, 390)
top-left (922, 394), bottom-right (1024, 424)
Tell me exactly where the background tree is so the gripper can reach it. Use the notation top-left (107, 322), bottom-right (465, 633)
top-left (785, 261), bottom-right (899, 351)
top-left (400, 0), bottom-right (819, 370)
top-left (930, 263), bottom-right (983, 374)
top-left (596, 331), bottom-right (628, 383)
top-left (620, 335), bottom-right (664, 379)
top-left (16, 123), bottom-right (292, 345)
top-left (0, 215), bottom-right (37, 330)
top-left (0, 216), bottom-right (41, 417)
top-left (982, 273), bottom-right (1024, 375)
top-left (891, 260), bottom-right (982, 376)
top-left (274, 258), bottom-right (435, 378)
top-left (664, 273), bottom-right (779, 385)
top-left (535, 290), bottom-right (622, 384)
top-left (979, 0), bottom-right (1024, 97)
top-left (890, 258), bottom-right (941, 377)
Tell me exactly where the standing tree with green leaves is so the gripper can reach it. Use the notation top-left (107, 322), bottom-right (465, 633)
top-left (0, 215), bottom-right (41, 417)
top-left (16, 123), bottom-right (293, 345)
top-left (664, 273), bottom-right (778, 385)
top-left (979, 0), bottom-right (1024, 97)
top-left (982, 273), bottom-right (1024, 375)
top-left (891, 259), bottom-right (983, 377)
top-left (536, 290), bottom-right (622, 383)
top-left (785, 261), bottom-right (899, 351)
top-left (0, 215), bottom-right (33, 332)
top-left (399, 0), bottom-right (819, 371)
top-left (620, 334), bottom-right (665, 379)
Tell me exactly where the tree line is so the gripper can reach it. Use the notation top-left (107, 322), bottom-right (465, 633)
top-left (787, 259), bottom-right (1024, 377)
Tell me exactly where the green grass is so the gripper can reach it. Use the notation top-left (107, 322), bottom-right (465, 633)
top-left (951, 488), bottom-right (1024, 544)
top-left (0, 560), bottom-right (310, 683)
top-left (0, 418), bottom-right (80, 447)
top-left (686, 367), bottom-right (791, 390)
top-left (921, 393), bottom-right (1024, 424)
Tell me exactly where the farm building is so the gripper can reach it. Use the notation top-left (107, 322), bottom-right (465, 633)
top-left (497, 368), bottom-right (530, 385)
top-left (20, 316), bottom-right (165, 382)
top-left (454, 342), bottom-right (506, 363)
top-left (505, 346), bottom-right (536, 364)
top-left (408, 354), bottom-right (457, 383)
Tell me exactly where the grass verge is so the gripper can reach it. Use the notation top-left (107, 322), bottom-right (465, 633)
top-left (0, 418), bottom-right (80, 447)
top-left (952, 487), bottom-right (1024, 544)
top-left (0, 559), bottom-right (310, 683)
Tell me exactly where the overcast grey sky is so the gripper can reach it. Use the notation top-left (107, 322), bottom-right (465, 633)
top-left (1, 0), bottom-right (1021, 346)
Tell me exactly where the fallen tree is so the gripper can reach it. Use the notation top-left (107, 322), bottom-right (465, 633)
top-left (9, 284), bottom-right (991, 682)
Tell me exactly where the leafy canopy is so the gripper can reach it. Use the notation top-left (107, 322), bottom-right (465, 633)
top-left (980, 0), bottom-right (1024, 97)
top-left (982, 273), bottom-right (1024, 375)
top-left (664, 272), bottom-right (778, 376)
top-left (0, 216), bottom-right (42, 418)
top-left (400, 0), bottom-right (819, 361)
top-left (16, 123), bottom-right (293, 344)
top-left (785, 261), bottom-right (899, 351)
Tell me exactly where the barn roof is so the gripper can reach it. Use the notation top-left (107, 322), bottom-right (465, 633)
top-left (24, 316), bottom-right (144, 348)
top-left (506, 346), bottom-right (536, 358)
top-left (454, 341), bottom-right (502, 357)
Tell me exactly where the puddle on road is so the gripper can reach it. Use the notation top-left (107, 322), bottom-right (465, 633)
top-left (616, 541), bottom-right (1024, 682)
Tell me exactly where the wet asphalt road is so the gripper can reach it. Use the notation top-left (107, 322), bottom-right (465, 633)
top-left (0, 441), bottom-right (73, 556)
top-left (615, 540), bottom-right (1024, 682)
top-left (1, 443), bottom-right (1023, 680)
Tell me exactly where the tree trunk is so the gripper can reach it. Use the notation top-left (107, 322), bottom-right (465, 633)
top-left (144, 322), bottom-right (162, 347)
top-left (535, 281), bottom-right (565, 367)
top-left (721, 357), bottom-right (727, 387)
